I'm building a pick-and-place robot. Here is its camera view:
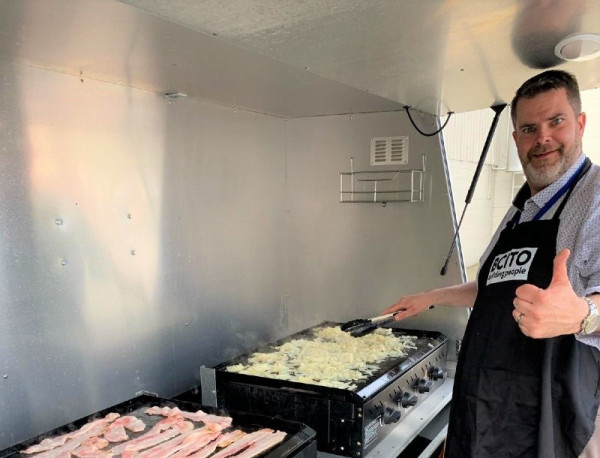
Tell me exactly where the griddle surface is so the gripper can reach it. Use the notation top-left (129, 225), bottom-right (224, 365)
top-left (214, 322), bottom-right (447, 400)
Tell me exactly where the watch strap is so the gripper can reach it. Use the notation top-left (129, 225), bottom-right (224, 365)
top-left (577, 296), bottom-right (599, 336)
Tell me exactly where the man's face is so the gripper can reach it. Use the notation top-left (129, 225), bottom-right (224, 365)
top-left (512, 87), bottom-right (586, 195)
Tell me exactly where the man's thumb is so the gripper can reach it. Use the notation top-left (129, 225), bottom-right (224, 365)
top-left (551, 248), bottom-right (571, 284)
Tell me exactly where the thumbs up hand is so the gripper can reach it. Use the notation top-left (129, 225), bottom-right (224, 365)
top-left (512, 249), bottom-right (588, 338)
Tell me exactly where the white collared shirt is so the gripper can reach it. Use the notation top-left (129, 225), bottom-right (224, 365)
top-left (479, 154), bottom-right (600, 347)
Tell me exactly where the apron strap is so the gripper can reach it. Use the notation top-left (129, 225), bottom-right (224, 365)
top-left (551, 157), bottom-right (591, 220)
top-left (506, 157), bottom-right (591, 228)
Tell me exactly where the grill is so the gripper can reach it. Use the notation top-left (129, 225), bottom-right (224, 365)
top-left (186, 322), bottom-right (449, 457)
top-left (0, 395), bottom-right (316, 458)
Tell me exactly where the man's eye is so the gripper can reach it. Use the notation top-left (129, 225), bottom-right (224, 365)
top-left (552, 117), bottom-right (564, 125)
top-left (522, 127), bottom-right (536, 134)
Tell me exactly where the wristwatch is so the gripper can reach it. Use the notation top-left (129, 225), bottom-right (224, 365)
top-left (577, 296), bottom-right (600, 336)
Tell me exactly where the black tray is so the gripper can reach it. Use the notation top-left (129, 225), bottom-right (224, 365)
top-left (0, 394), bottom-right (316, 458)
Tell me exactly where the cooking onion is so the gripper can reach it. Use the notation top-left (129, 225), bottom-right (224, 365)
top-left (226, 326), bottom-right (416, 391)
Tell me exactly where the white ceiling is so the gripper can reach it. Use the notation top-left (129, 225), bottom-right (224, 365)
top-left (2, 0), bottom-right (600, 117)
top-left (117, 0), bottom-right (600, 115)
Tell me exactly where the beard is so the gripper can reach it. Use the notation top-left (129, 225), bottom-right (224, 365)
top-left (521, 141), bottom-right (580, 192)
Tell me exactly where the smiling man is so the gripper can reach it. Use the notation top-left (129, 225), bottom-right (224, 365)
top-left (512, 72), bottom-right (586, 195)
top-left (383, 70), bottom-right (600, 457)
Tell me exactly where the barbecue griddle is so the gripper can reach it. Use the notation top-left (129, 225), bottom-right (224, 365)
top-left (181, 322), bottom-right (449, 457)
top-left (211, 322), bottom-right (446, 400)
top-left (0, 394), bottom-right (316, 458)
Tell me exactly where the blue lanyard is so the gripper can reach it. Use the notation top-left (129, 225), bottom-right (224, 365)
top-left (532, 159), bottom-right (588, 221)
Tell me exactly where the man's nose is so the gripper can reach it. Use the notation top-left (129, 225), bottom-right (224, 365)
top-left (535, 126), bottom-right (551, 145)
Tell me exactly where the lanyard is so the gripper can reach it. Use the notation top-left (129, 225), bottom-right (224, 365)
top-left (507, 158), bottom-right (589, 228)
top-left (532, 159), bottom-right (588, 221)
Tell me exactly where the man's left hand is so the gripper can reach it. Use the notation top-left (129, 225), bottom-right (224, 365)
top-left (512, 248), bottom-right (588, 338)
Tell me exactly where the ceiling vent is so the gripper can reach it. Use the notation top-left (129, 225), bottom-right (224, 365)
top-left (370, 136), bottom-right (409, 166)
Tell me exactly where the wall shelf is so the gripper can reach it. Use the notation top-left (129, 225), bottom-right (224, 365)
top-left (340, 155), bottom-right (426, 204)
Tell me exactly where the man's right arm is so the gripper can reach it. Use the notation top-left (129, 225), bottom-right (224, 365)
top-left (382, 281), bottom-right (477, 321)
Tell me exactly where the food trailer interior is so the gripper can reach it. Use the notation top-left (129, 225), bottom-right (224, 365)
top-left (2, 0), bottom-right (600, 456)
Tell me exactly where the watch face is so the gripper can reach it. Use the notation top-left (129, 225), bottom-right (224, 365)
top-left (584, 314), bottom-right (600, 334)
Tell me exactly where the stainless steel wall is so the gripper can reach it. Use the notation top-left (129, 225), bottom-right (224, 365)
top-left (285, 114), bottom-right (466, 334)
top-left (0, 59), bottom-right (465, 448)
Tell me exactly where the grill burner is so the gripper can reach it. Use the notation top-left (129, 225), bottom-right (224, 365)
top-left (0, 395), bottom-right (316, 458)
top-left (191, 322), bottom-right (448, 457)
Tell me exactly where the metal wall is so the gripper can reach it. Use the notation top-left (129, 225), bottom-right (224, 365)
top-left (0, 59), bottom-right (465, 449)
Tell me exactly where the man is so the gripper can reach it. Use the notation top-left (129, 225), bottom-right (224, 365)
top-left (383, 70), bottom-right (600, 457)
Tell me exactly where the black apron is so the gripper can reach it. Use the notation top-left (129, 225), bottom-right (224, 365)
top-left (445, 158), bottom-right (600, 458)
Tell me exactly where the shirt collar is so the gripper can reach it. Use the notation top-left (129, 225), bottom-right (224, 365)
top-left (512, 153), bottom-right (586, 211)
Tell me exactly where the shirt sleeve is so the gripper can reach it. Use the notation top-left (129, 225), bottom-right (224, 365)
top-left (569, 169), bottom-right (600, 346)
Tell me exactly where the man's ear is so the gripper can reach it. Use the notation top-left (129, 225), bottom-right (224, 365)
top-left (578, 111), bottom-right (586, 136)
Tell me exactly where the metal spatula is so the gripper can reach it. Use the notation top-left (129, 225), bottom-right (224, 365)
top-left (341, 311), bottom-right (402, 337)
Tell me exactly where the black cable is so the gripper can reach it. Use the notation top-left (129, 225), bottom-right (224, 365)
top-left (404, 105), bottom-right (454, 137)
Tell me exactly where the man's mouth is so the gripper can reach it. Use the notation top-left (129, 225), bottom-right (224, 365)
top-left (532, 150), bottom-right (556, 159)
top-left (529, 147), bottom-right (560, 162)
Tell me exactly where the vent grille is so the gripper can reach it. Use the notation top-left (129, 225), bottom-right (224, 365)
top-left (370, 136), bottom-right (409, 166)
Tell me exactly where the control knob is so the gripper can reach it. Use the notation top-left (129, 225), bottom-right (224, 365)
top-left (401, 392), bottom-right (418, 408)
top-left (382, 406), bottom-right (401, 424)
top-left (429, 366), bottom-right (447, 381)
top-left (416, 377), bottom-right (433, 393)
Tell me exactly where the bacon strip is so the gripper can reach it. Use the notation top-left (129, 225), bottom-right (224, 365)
top-left (183, 430), bottom-right (245, 458)
top-left (22, 435), bottom-right (72, 454)
top-left (104, 416), bottom-right (146, 442)
top-left (30, 414), bottom-right (121, 458)
top-left (71, 436), bottom-right (110, 457)
top-left (145, 407), bottom-right (232, 430)
top-left (231, 431), bottom-right (287, 458)
top-left (216, 430), bottom-right (246, 449)
top-left (166, 429), bottom-right (222, 458)
top-left (112, 417), bottom-right (193, 457)
top-left (184, 437), bottom-right (221, 458)
top-left (133, 430), bottom-right (195, 458)
top-left (209, 429), bottom-right (274, 458)
top-left (22, 414), bottom-right (120, 455)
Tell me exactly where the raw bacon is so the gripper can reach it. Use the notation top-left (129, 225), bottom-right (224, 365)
top-left (111, 418), bottom-right (193, 457)
top-left (133, 429), bottom-right (196, 458)
top-left (21, 406), bottom-right (285, 458)
top-left (216, 430), bottom-right (246, 449)
top-left (166, 429), bottom-right (222, 458)
top-left (104, 416), bottom-right (146, 442)
top-left (145, 407), bottom-right (232, 430)
top-left (22, 414), bottom-right (120, 455)
top-left (147, 415), bottom-right (189, 435)
top-left (22, 435), bottom-right (72, 454)
top-left (71, 436), bottom-right (110, 457)
top-left (30, 413), bottom-right (121, 458)
top-left (231, 431), bottom-right (287, 458)
top-left (137, 427), bottom-right (221, 458)
top-left (209, 429), bottom-right (274, 458)
top-left (183, 437), bottom-right (220, 458)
